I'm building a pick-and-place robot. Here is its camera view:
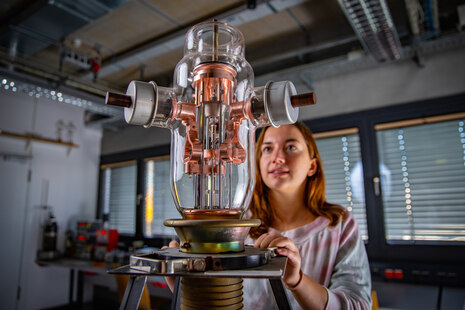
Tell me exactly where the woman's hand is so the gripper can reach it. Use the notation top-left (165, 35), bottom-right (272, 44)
top-left (161, 240), bottom-right (180, 292)
top-left (254, 232), bottom-right (302, 289)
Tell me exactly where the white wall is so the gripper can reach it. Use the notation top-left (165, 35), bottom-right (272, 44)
top-left (101, 46), bottom-right (465, 154)
top-left (298, 46), bottom-right (465, 120)
top-left (101, 125), bottom-right (170, 155)
top-left (0, 89), bottom-right (102, 310)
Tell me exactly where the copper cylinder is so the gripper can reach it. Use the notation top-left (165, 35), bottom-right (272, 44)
top-left (290, 92), bottom-right (316, 107)
top-left (181, 209), bottom-right (242, 220)
top-left (181, 277), bottom-right (243, 310)
top-left (105, 92), bottom-right (132, 108)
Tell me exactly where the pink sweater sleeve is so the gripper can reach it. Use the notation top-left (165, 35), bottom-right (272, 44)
top-left (324, 214), bottom-right (372, 310)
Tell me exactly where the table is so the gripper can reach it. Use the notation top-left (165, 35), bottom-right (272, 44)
top-left (36, 258), bottom-right (110, 306)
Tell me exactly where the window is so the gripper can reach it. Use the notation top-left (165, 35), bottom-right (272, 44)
top-left (315, 129), bottom-right (368, 240)
top-left (143, 156), bottom-right (179, 237)
top-left (376, 113), bottom-right (465, 243)
top-left (100, 161), bottom-right (137, 235)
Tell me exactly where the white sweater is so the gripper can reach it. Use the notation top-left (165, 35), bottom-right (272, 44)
top-left (243, 212), bottom-right (372, 309)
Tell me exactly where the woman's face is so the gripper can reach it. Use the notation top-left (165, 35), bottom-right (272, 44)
top-left (259, 125), bottom-right (316, 194)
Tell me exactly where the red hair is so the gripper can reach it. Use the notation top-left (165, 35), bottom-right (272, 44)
top-left (249, 122), bottom-right (347, 238)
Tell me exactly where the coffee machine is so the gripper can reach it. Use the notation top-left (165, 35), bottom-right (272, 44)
top-left (106, 20), bottom-right (315, 310)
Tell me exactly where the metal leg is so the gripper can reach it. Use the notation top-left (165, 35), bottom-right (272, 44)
top-left (170, 277), bottom-right (181, 310)
top-left (119, 275), bottom-right (148, 310)
top-left (269, 279), bottom-right (292, 310)
top-left (77, 270), bottom-right (84, 306)
top-left (69, 269), bottom-right (74, 304)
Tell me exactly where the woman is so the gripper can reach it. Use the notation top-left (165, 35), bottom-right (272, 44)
top-left (165, 122), bottom-right (371, 309)
top-left (243, 122), bottom-right (371, 309)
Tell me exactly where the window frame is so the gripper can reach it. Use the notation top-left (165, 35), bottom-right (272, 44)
top-left (100, 160), bottom-right (138, 235)
top-left (305, 92), bottom-right (465, 265)
top-left (313, 127), bottom-right (369, 241)
top-left (98, 144), bottom-right (171, 248)
top-left (374, 113), bottom-right (465, 245)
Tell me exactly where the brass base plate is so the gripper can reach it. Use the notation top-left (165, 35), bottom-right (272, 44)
top-left (164, 219), bottom-right (260, 253)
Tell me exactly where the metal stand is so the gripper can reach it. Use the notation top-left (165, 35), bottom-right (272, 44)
top-left (119, 275), bottom-right (148, 310)
top-left (109, 254), bottom-right (291, 310)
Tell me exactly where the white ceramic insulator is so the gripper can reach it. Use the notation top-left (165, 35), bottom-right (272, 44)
top-left (124, 81), bottom-right (157, 126)
top-left (264, 81), bottom-right (298, 127)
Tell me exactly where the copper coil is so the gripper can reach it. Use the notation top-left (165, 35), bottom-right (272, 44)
top-left (180, 277), bottom-right (243, 310)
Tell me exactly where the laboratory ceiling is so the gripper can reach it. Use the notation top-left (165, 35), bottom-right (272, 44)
top-left (1, 0), bottom-right (464, 126)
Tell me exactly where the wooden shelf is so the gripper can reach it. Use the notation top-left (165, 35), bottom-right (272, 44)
top-left (0, 129), bottom-right (79, 148)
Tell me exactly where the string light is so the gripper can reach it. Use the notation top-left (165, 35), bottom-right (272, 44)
top-left (459, 121), bottom-right (465, 164)
top-left (0, 76), bottom-right (120, 117)
top-left (342, 136), bottom-right (354, 212)
top-left (397, 129), bottom-right (414, 238)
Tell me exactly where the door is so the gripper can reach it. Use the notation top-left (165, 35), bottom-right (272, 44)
top-left (0, 157), bottom-right (30, 310)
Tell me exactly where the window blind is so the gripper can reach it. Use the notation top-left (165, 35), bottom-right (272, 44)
top-left (101, 162), bottom-right (137, 235)
top-left (144, 157), bottom-right (179, 237)
top-left (376, 118), bottom-right (465, 243)
top-left (316, 132), bottom-right (368, 240)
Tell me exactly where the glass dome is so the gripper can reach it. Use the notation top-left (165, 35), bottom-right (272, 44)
top-left (169, 21), bottom-right (256, 219)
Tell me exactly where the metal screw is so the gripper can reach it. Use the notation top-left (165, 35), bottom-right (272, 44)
top-left (192, 259), bottom-right (206, 271)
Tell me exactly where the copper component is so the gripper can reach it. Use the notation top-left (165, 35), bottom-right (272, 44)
top-left (181, 209), bottom-right (242, 220)
top-left (193, 63), bottom-right (236, 106)
top-left (105, 92), bottom-right (132, 108)
top-left (229, 100), bottom-right (246, 120)
top-left (185, 161), bottom-right (201, 175)
top-left (171, 99), bottom-right (179, 121)
top-left (180, 62), bottom-right (248, 176)
top-left (203, 162), bottom-right (226, 175)
top-left (184, 140), bottom-right (202, 162)
top-left (194, 79), bottom-right (234, 106)
top-left (203, 149), bottom-right (219, 160)
top-left (291, 92), bottom-right (316, 108)
top-left (225, 121), bottom-right (246, 164)
top-left (243, 98), bottom-right (254, 122)
top-left (178, 102), bottom-right (197, 120)
top-left (193, 63), bottom-right (237, 82)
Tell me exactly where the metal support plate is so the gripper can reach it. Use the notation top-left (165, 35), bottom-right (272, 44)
top-left (109, 254), bottom-right (286, 279)
top-left (124, 246), bottom-right (273, 275)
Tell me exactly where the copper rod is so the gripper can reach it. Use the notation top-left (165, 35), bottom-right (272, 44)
top-left (105, 92), bottom-right (132, 108)
top-left (290, 92), bottom-right (316, 108)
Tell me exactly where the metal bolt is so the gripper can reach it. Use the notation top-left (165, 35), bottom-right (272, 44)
top-left (192, 259), bottom-right (206, 271)
top-left (181, 242), bottom-right (191, 250)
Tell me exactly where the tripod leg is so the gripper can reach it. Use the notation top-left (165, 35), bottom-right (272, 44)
top-left (269, 278), bottom-right (292, 310)
top-left (119, 275), bottom-right (147, 310)
top-left (170, 277), bottom-right (181, 310)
